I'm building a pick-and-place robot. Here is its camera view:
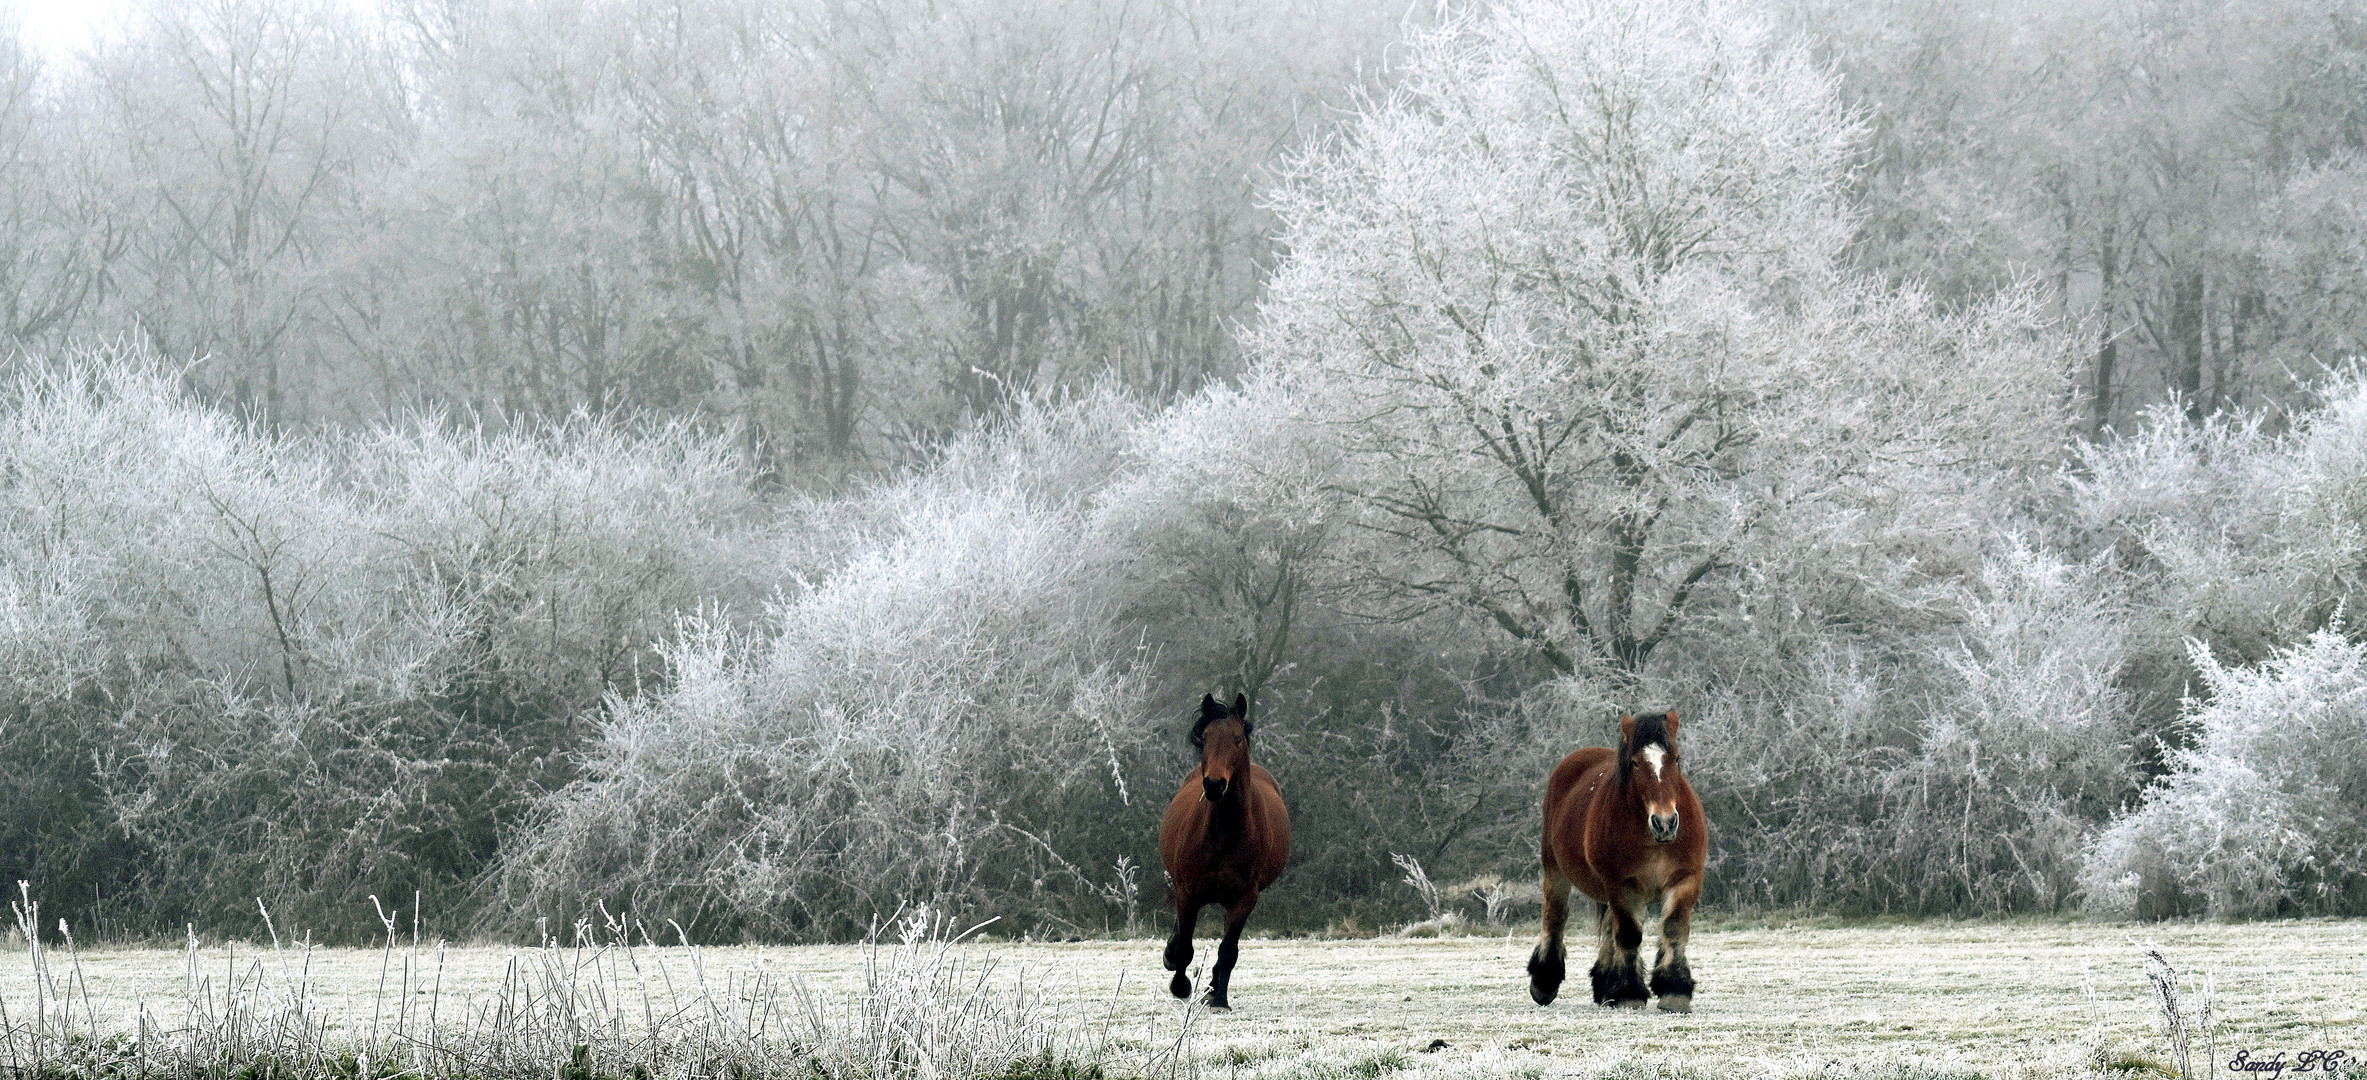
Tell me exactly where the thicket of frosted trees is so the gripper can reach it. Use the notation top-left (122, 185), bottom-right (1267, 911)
top-left (4, 0), bottom-right (2366, 940)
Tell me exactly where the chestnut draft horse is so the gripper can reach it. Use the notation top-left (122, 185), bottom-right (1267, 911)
top-left (1528, 710), bottom-right (1708, 1011)
top-left (1158, 693), bottom-right (1290, 1009)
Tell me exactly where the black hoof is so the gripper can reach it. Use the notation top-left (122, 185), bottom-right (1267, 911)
top-left (1204, 995), bottom-right (1231, 1011)
top-left (1527, 948), bottom-right (1565, 1006)
top-left (1650, 965), bottom-right (1694, 1002)
top-left (1591, 963), bottom-right (1648, 1007)
top-left (1169, 971), bottom-right (1191, 999)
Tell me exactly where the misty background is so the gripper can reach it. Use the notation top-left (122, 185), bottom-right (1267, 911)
top-left (2, 0), bottom-right (2365, 943)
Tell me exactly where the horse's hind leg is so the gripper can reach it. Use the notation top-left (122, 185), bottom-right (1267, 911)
top-left (1165, 899), bottom-right (1204, 1000)
top-left (1589, 900), bottom-right (1648, 1007)
top-left (1205, 893), bottom-right (1258, 1010)
top-left (1650, 879), bottom-right (1700, 1012)
top-left (1528, 863), bottom-right (1572, 1005)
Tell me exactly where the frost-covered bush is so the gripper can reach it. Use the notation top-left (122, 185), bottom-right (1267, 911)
top-left (1, 354), bottom-right (418, 926)
top-left (2084, 629), bottom-right (2367, 917)
top-left (1696, 545), bottom-right (2138, 913)
top-left (1097, 376), bottom-right (1336, 707)
top-left (343, 415), bottom-right (770, 714)
top-left (2260, 156), bottom-right (2367, 375)
top-left (499, 393), bottom-right (1157, 940)
top-left (0, 347), bottom-right (771, 937)
top-left (2074, 366), bottom-right (2367, 760)
top-left (2074, 403), bottom-right (2311, 662)
top-left (0, 352), bottom-right (423, 699)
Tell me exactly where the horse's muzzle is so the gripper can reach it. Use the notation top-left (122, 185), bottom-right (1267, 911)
top-left (1648, 812), bottom-right (1680, 843)
top-left (1203, 776), bottom-right (1229, 801)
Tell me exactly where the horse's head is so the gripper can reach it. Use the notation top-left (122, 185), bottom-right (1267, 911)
top-left (1191, 693), bottom-right (1253, 802)
top-left (1618, 710), bottom-right (1686, 844)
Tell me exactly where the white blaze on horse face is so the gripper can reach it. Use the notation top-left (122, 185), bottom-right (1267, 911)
top-left (1638, 744), bottom-right (1666, 782)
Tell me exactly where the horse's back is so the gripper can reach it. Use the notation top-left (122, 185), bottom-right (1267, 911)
top-left (1543, 748), bottom-right (1619, 838)
top-left (1543, 747), bottom-right (1615, 821)
top-left (1540, 747), bottom-right (1616, 893)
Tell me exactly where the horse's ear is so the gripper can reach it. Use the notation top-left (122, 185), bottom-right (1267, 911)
top-left (1233, 693), bottom-right (1249, 719)
top-left (1618, 714), bottom-right (1637, 747)
top-left (1664, 711), bottom-right (1680, 738)
top-left (1201, 694), bottom-right (1226, 721)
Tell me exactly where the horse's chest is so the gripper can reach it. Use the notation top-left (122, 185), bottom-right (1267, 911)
top-left (1613, 850), bottom-right (1683, 895)
top-left (1579, 827), bottom-right (1680, 896)
top-left (1203, 824), bottom-right (1264, 865)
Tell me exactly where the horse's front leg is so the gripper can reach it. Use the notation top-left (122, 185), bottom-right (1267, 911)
top-left (1205, 892), bottom-right (1258, 1010)
top-left (1528, 862), bottom-right (1572, 1005)
top-left (1165, 898), bottom-right (1204, 1000)
top-left (1590, 898), bottom-right (1648, 1007)
top-left (1650, 879), bottom-right (1699, 1012)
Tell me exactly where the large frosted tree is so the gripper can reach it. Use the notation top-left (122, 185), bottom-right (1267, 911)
top-left (94, 0), bottom-right (381, 430)
top-left (1250, 0), bottom-right (2076, 685)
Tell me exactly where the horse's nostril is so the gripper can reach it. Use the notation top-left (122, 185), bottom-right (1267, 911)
top-left (1203, 777), bottom-right (1227, 800)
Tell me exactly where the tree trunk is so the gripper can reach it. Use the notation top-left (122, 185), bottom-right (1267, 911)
top-left (2170, 269), bottom-right (2206, 424)
top-left (2224, 288), bottom-right (2263, 413)
top-left (2092, 216), bottom-right (2119, 437)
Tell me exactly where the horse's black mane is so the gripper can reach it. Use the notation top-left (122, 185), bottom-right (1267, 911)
top-left (1617, 710), bottom-right (1677, 787)
top-left (1189, 694), bottom-right (1251, 749)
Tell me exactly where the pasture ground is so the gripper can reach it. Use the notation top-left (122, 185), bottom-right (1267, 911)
top-left (5, 918), bottom-right (2363, 1078)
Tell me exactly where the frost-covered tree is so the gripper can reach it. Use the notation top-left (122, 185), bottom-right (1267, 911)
top-left (1250, 0), bottom-right (2075, 686)
top-left (2259, 157), bottom-right (2367, 373)
top-left (1796, 0), bottom-right (2367, 430)
top-left (1, 25), bottom-right (119, 345)
top-left (93, 0), bottom-right (385, 428)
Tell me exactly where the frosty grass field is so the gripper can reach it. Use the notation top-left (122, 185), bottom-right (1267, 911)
top-left (6, 918), bottom-right (2361, 1078)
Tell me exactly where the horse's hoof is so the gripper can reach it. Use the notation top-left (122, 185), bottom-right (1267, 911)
top-left (1205, 997), bottom-right (1231, 1011)
top-left (1169, 972), bottom-right (1191, 999)
top-left (1655, 995), bottom-right (1692, 1013)
top-left (1527, 951), bottom-right (1564, 1006)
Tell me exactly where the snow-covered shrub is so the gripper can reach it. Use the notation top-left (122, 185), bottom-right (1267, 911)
top-left (1097, 375), bottom-right (1336, 708)
top-left (0, 350), bottom-right (438, 927)
top-left (2073, 366), bottom-right (2367, 800)
top-left (2259, 156), bottom-right (2367, 375)
top-left (0, 351), bottom-right (423, 700)
top-left (342, 414), bottom-right (771, 713)
top-left (0, 347), bottom-right (773, 937)
top-left (1903, 547), bottom-right (2137, 910)
top-left (2072, 400), bottom-right (2314, 665)
top-left (1696, 545), bottom-right (2138, 913)
top-left (2084, 629), bottom-right (2367, 917)
top-left (499, 393), bottom-right (1156, 939)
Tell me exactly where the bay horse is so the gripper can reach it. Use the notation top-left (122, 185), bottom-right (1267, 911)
top-left (1528, 710), bottom-right (1708, 1011)
top-left (1158, 693), bottom-right (1290, 1009)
